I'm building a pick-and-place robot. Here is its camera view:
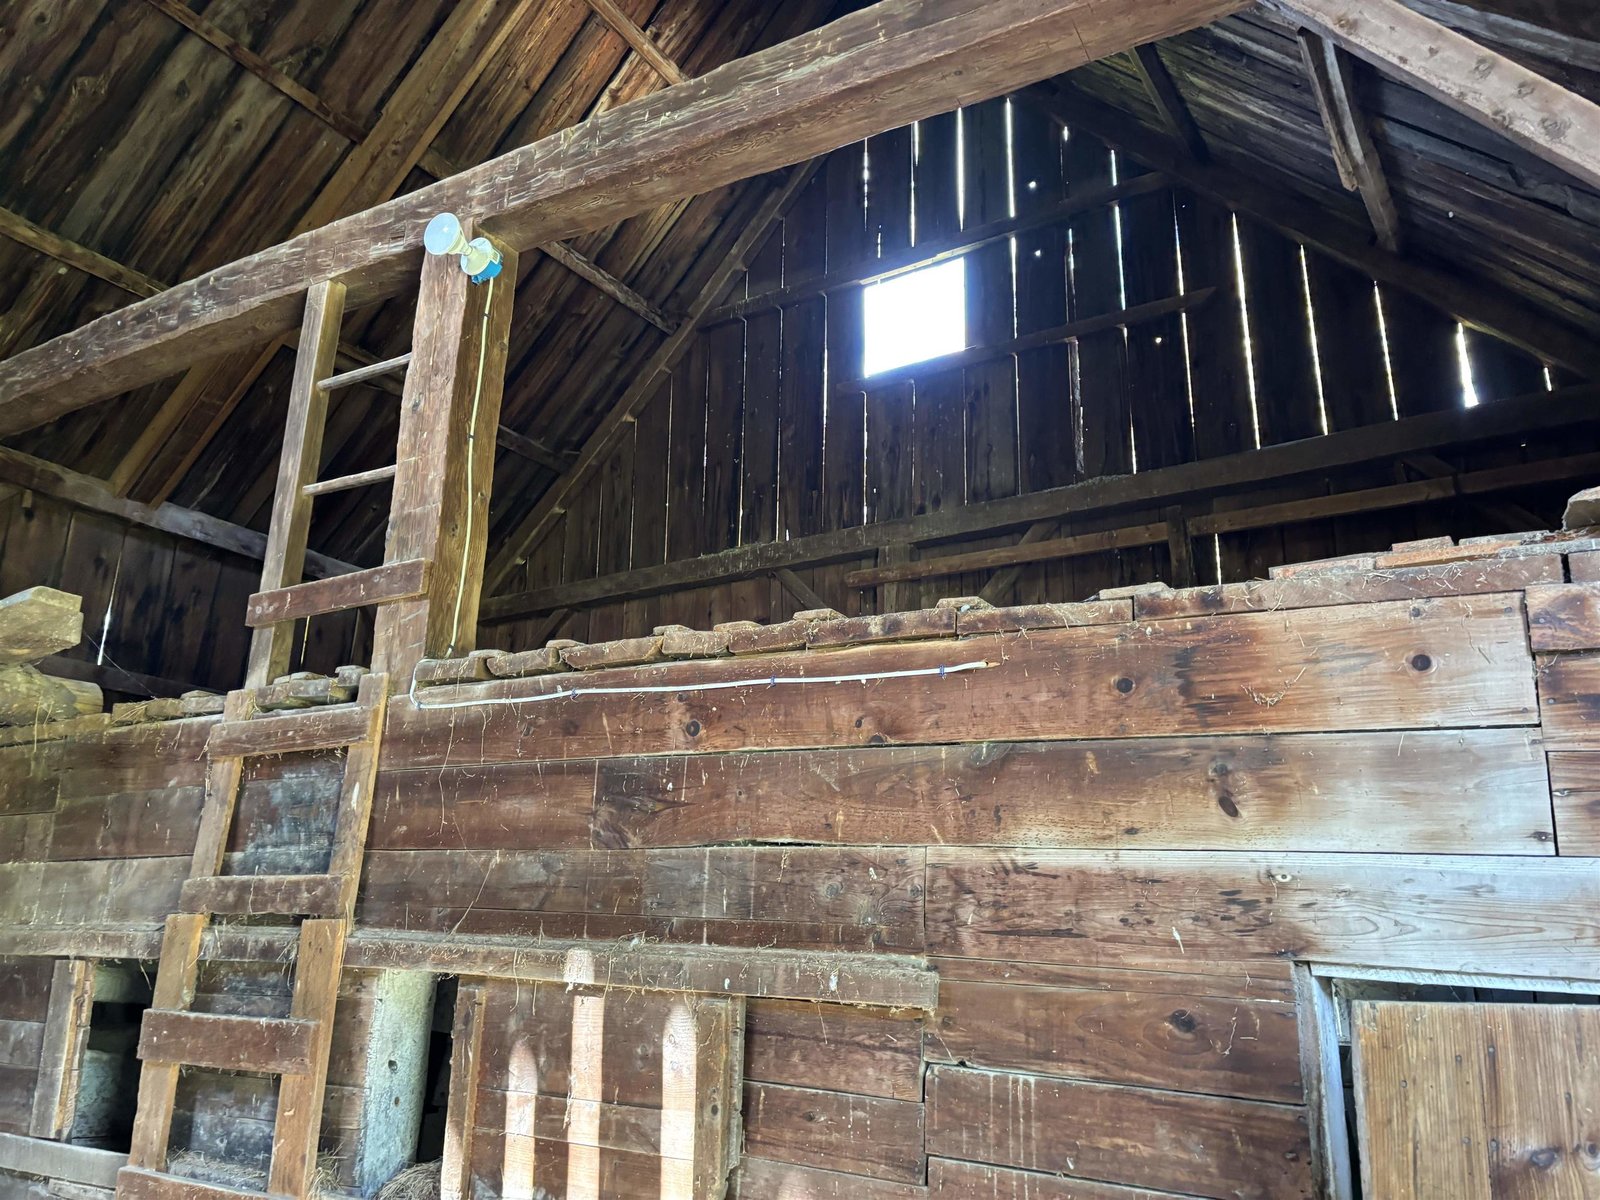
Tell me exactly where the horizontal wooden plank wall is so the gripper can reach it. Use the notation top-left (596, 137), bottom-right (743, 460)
top-left (487, 100), bottom-right (1588, 648)
top-left (2, 570), bottom-right (1598, 1198)
top-left (0, 490), bottom-right (366, 698)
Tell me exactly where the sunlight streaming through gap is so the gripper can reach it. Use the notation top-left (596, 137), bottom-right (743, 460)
top-left (1456, 324), bottom-right (1480, 408)
top-left (1229, 216), bottom-right (1263, 448)
top-left (1373, 284), bottom-right (1401, 420)
top-left (1298, 247), bottom-right (1330, 435)
top-left (955, 108), bottom-right (967, 229)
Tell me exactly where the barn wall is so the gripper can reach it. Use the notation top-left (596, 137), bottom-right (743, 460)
top-left (3, 557), bottom-right (1598, 1197)
top-left (490, 100), bottom-right (1590, 649)
top-left (0, 490), bottom-right (368, 697)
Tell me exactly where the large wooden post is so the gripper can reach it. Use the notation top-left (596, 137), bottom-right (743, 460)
top-left (371, 225), bottom-right (517, 685)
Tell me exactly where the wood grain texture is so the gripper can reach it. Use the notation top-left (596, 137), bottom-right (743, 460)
top-left (930, 1158), bottom-right (1203, 1198)
top-left (358, 846), bottom-right (925, 953)
top-left (1549, 750), bottom-right (1600, 856)
top-left (744, 1082), bottom-right (926, 1184)
top-left (587, 731), bottom-right (1552, 854)
top-left (396, 596), bottom-right (1538, 764)
top-left (0, 0), bottom-right (1250, 432)
top-left (1352, 1002), bottom-right (1600, 1199)
top-left (927, 975), bottom-right (1301, 1103)
top-left (927, 1065), bottom-right (1312, 1199)
top-left (926, 850), bottom-right (1600, 978)
top-left (745, 1000), bottom-right (924, 1101)
top-left (1529, 584), bottom-right (1600, 652)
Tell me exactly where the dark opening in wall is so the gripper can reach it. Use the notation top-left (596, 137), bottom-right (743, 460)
top-left (71, 961), bottom-right (153, 1152)
top-left (414, 977), bottom-right (458, 1164)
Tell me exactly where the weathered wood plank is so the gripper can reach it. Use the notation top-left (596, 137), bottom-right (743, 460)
top-left (927, 1065), bottom-right (1312, 1199)
top-left (397, 596), bottom-right (1539, 763)
top-left (357, 846), bottom-right (926, 953)
top-left (28, 960), bottom-right (93, 1138)
top-left (588, 731), bottom-right (1552, 854)
top-left (1136, 556), bottom-right (1562, 619)
top-left (926, 851), bottom-right (1600, 978)
top-left (734, 1156), bottom-right (929, 1198)
top-left (1537, 651), bottom-right (1600, 749)
top-left (927, 975), bottom-right (1302, 1103)
top-left (1548, 751), bottom-right (1600, 857)
top-left (0, 1132), bottom-right (122, 1189)
top-left (745, 1001), bottom-right (924, 1102)
top-left (0, 0), bottom-right (1251, 431)
top-left (929, 1159), bottom-right (1198, 1199)
top-left (1275, 0), bottom-right (1600, 192)
top-left (744, 1082), bottom-right (926, 1184)
top-left (1528, 583), bottom-right (1600, 652)
top-left (207, 704), bottom-right (372, 758)
top-left (244, 559), bottom-right (431, 628)
top-left (137, 1012), bottom-right (316, 1075)
top-left (1351, 1002), bottom-right (1600, 1199)
top-left (0, 590), bottom-right (83, 667)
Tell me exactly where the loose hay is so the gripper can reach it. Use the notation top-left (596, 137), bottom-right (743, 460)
top-left (375, 1160), bottom-right (443, 1200)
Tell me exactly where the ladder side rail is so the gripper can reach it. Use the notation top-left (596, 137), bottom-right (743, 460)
top-left (245, 280), bottom-right (348, 688)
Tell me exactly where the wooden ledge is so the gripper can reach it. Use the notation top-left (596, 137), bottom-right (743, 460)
top-left (0, 925), bottom-right (939, 1011)
top-left (0, 1130), bottom-right (124, 1188)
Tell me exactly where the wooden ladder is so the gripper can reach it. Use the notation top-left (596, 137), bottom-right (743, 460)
top-left (115, 677), bottom-right (387, 1200)
top-left (117, 232), bottom-right (517, 1199)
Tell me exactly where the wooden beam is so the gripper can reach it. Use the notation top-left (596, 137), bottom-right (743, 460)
top-left (1402, 0), bottom-right (1600, 74)
top-left (1298, 31), bottom-right (1403, 254)
top-left (111, 0), bottom-right (533, 504)
top-left (772, 568), bottom-right (830, 614)
top-left (478, 383), bottom-right (1599, 619)
top-left (137, 0), bottom-right (368, 143)
top-left (0, 444), bottom-right (358, 579)
top-left (1026, 80), bottom-right (1600, 377)
top-left (0, 587), bottom-right (83, 666)
top-left (495, 425), bottom-right (574, 474)
top-left (0, 0), bottom-right (1253, 436)
top-left (709, 172), bottom-right (1171, 324)
top-left (1270, 0), bottom-right (1600, 192)
top-left (0, 207), bottom-right (163, 298)
top-left (978, 521), bottom-right (1061, 603)
top-left (36, 654), bottom-right (207, 701)
top-left (540, 240), bottom-right (675, 332)
top-left (1129, 44), bottom-right (1208, 161)
top-left (582, 0), bottom-right (688, 86)
top-left (372, 229), bottom-right (520, 678)
top-left (483, 163), bottom-right (821, 592)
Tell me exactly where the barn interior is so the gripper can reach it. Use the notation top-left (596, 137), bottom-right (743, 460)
top-left (1, 0), bottom-right (1599, 1198)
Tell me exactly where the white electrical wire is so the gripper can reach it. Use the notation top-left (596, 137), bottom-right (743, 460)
top-left (407, 659), bottom-right (994, 711)
top-left (445, 273), bottom-right (496, 657)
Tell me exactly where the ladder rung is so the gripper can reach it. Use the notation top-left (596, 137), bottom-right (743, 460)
top-left (180, 873), bottom-right (346, 918)
top-left (302, 463), bottom-right (397, 497)
top-left (138, 1011), bottom-right (317, 1075)
top-left (118, 1165), bottom-right (270, 1200)
top-left (318, 351), bottom-right (411, 392)
top-left (208, 702), bottom-right (375, 758)
top-left (245, 558), bottom-right (431, 628)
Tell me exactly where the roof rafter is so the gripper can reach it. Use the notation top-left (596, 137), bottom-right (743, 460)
top-left (111, 0), bottom-right (537, 504)
top-left (0, 0), bottom-right (1254, 439)
top-left (1298, 30), bottom-right (1403, 254)
top-left (1026, 78), bottom-right (1600, 376)
top-left (1270, 0), bottom-right (1600, 192)
top-left (582, 0), bottom-right (689, 86)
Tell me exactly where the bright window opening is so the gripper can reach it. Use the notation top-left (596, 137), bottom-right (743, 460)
top-left (862, 258), bottom-right (967, 377)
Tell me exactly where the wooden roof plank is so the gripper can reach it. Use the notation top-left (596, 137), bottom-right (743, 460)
top-left (0, 0), bottom-right (1253, 436)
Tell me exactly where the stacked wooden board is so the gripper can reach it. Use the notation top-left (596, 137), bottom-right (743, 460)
top-left (0, 524), bottom-right (1599, 1197)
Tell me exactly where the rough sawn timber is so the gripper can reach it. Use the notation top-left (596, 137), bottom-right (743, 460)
top-left (0, 0), bottom-right (1251, 433)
